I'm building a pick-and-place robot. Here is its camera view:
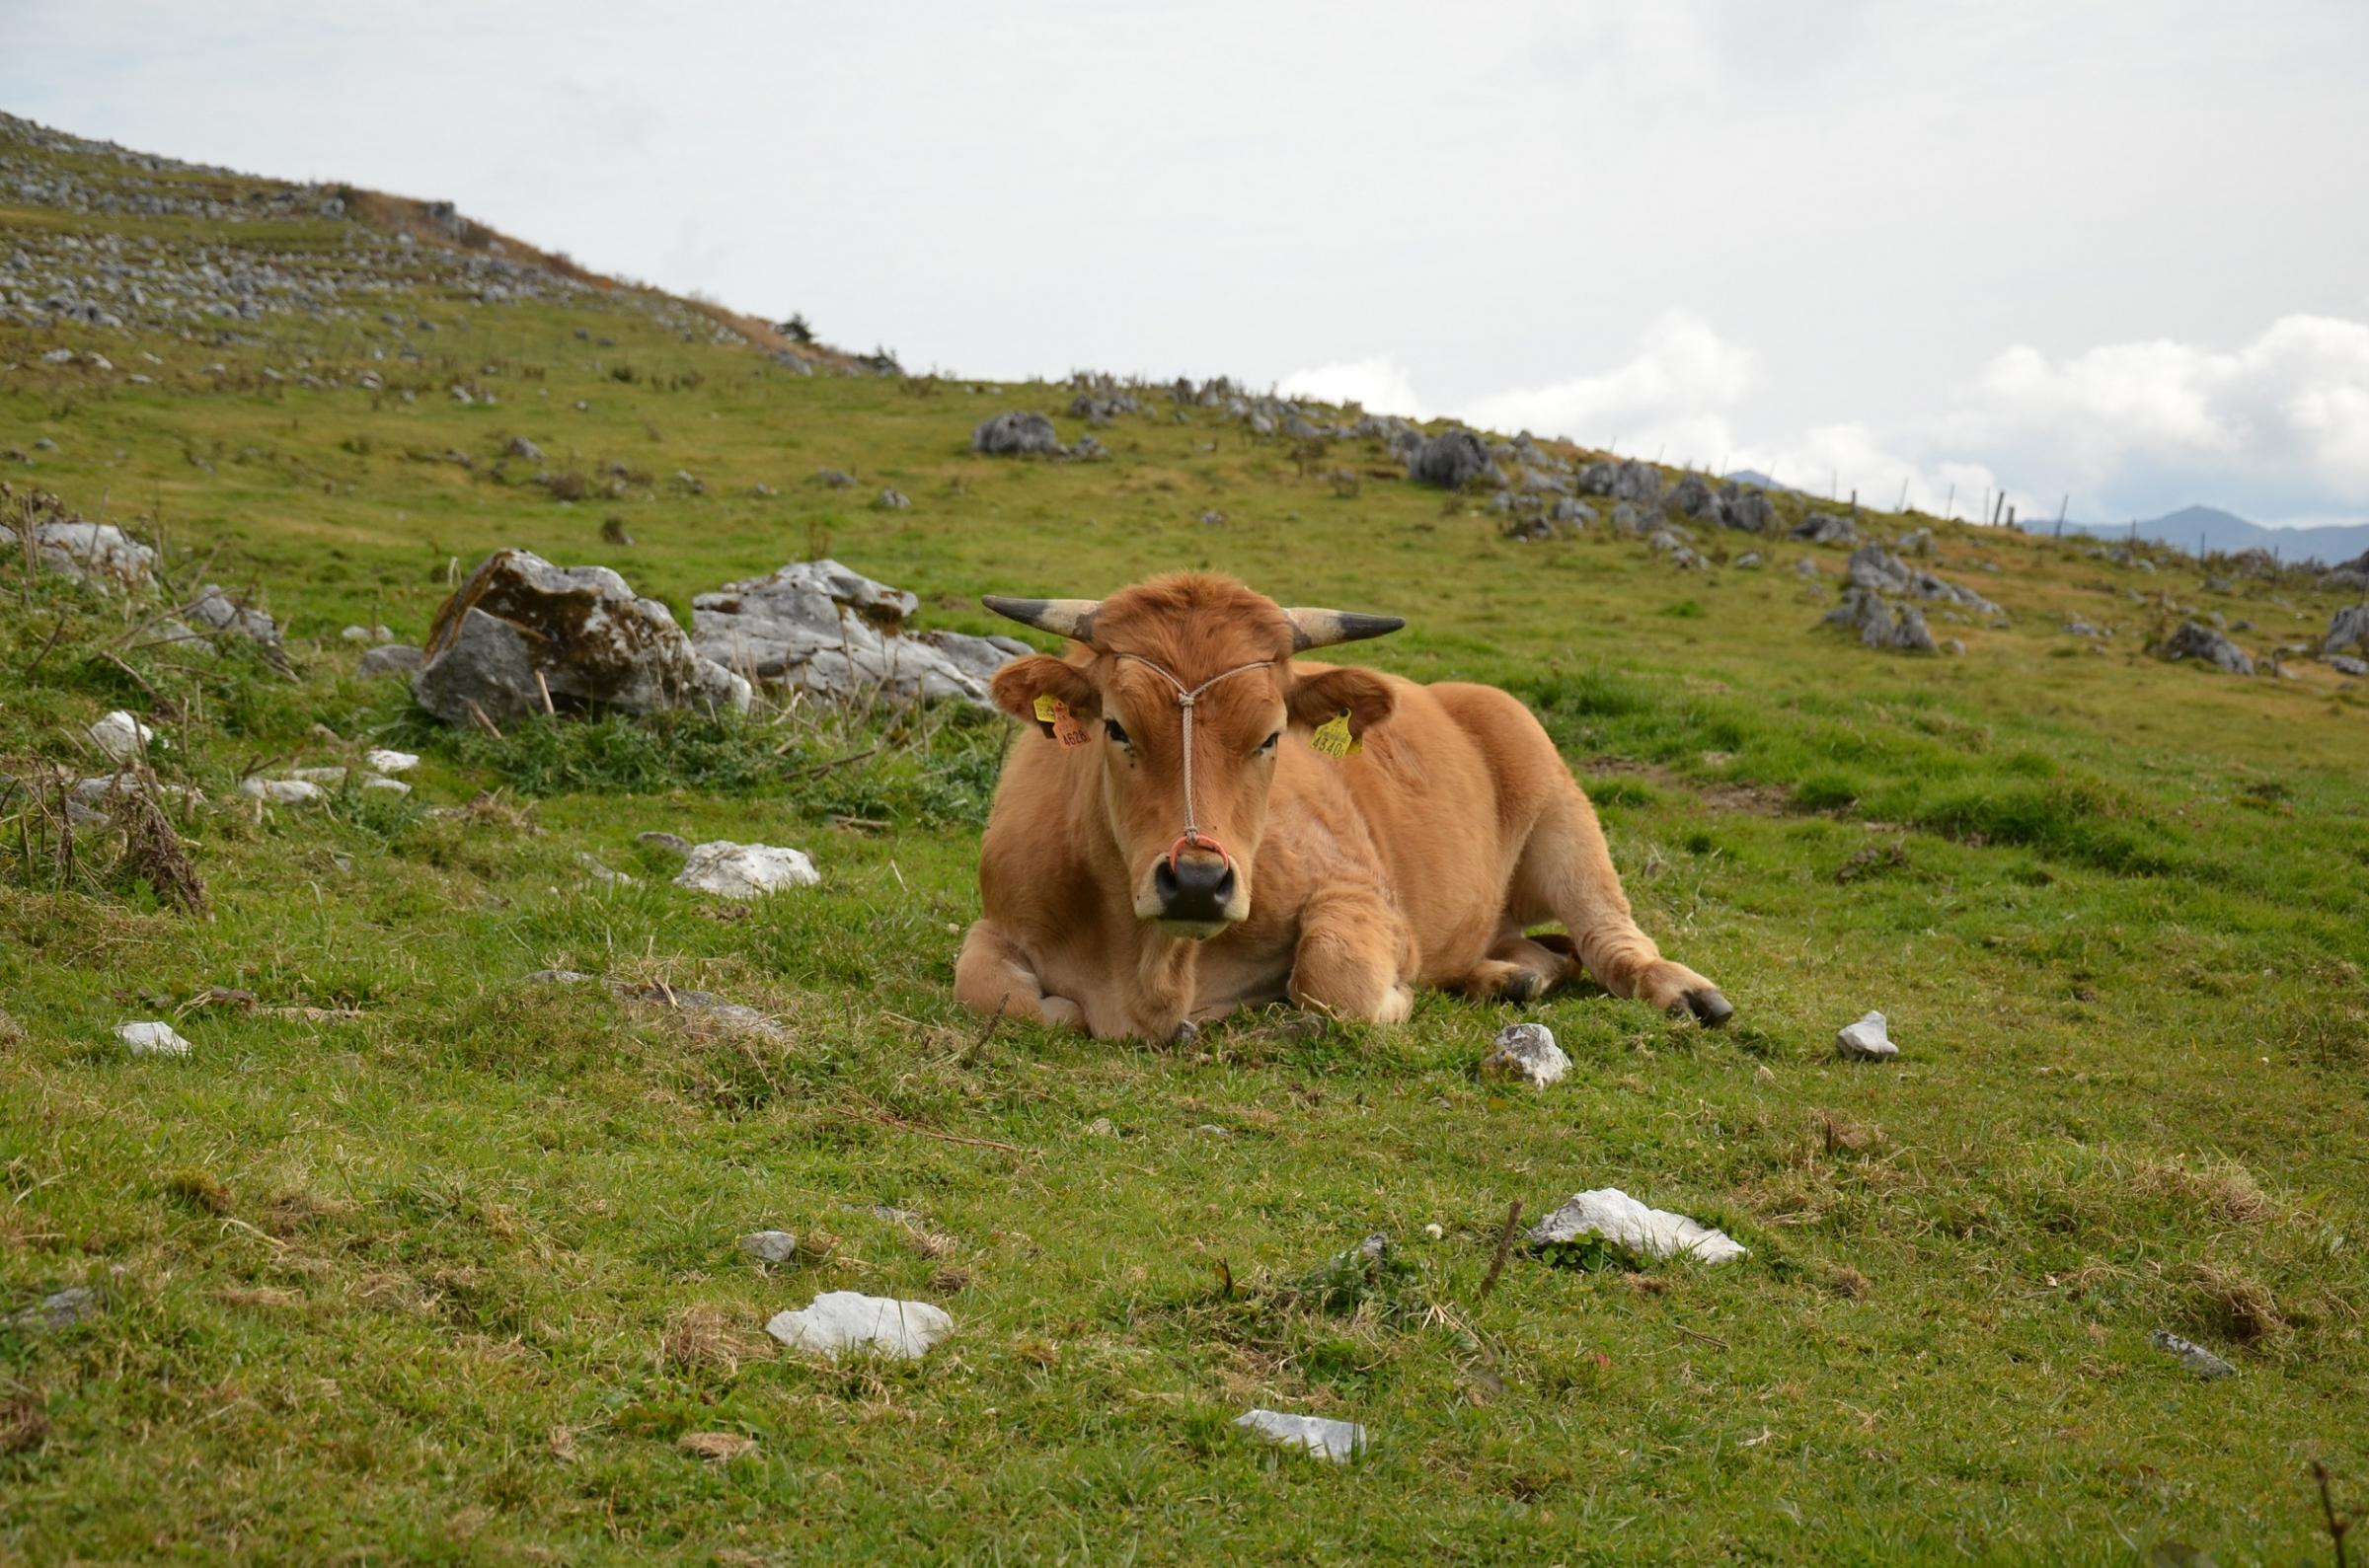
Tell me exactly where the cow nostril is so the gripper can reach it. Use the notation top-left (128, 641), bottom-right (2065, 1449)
top-left (1154, 856), bottom-right (1236, 916)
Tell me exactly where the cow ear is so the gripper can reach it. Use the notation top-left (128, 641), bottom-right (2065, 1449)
top-left (990, 654), bottom-right (1102, 736)
top-left (1287, 666), bottom-right (1394, 738)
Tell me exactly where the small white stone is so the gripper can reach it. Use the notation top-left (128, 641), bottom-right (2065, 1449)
top-left (1836, 1010), bottom-right (1899, 1061)
top-left (238, 778), bottom-right (325, 804)
top-left (673, 841), bottom-right (818, 898)
top-left (576, 852), bottom-right (633, 884)
top-left (117, 1020), bottom-right (191, 1057)
top-left (1481, 1022), bottom-right (1570, 1087)
top-left (1527, 1187), bottom-right (1747, 1265)
top-left (1084, 1116), bottom-right (1118, 1138)
top-left (360, 776), bottom-right (410, 795)
top-left (364, 748), bottom-right (419, 774)
top-left (739, 1230), bottom-right (799, 1264)
top-left (1423, 1224), bottom-right (1445, 1241)
top-left (764, 1291), bottom-right (950, 1360)
top-left (1235, 1408), bottom-right (1367, 1462)
top-left (88, 709), bottom-right (154, 762)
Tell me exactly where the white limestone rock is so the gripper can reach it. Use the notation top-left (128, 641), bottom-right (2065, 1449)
top-left (117, 1020), bottom-right (191, 1057)
top-left (1836, 1010), bottom-right (1899, 1061)
top-left (88, 709), bottom-right (154, 762)
top-left (1234, 1408), bottom-right (1367, 1462)
top-left (1527, 1187), bottom-right (1747, 1265)
top-left (1481, 1022), bottom-right (1569, 1087)
top-left (364, 748), bottom-right (420, 774)
top-left (673, 841), bottom-right (818, 898)
top-left (739, 1231), bottom-right (799, 1264)
top-left (764, 1291), bottom-right (951, 1360)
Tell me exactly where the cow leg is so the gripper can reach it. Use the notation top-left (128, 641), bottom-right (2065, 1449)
top-left (1288, 897), bottom-right (1415, 1025)
top-left (1511, 792), bottom-right (1732, 1025)
top-left (955, 921), bottom-right (1086, 1030)
top-left (1458, 931), bottom-right (1578, 1005)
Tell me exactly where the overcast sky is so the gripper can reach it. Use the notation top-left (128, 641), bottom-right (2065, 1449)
top-left (9, 0), bottom-right (2369, 525)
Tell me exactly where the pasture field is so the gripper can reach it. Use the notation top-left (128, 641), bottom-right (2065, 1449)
top-left (4, 153), bottom-right (2368, 1564)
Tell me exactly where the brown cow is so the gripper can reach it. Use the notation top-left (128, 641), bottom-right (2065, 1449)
top-left (955, 573), bottom-right (1730, 1042)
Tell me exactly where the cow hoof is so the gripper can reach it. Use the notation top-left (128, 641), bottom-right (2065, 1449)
top-left (1504, 971), bottom-right (1544, 1006)
top-left (1169, 1019), bottom-right (1201, 1047)
top-left (1680, 988), bottom-right (1734, 1027)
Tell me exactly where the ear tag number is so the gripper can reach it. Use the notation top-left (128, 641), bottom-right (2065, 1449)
top-left (1035, 695), bottom-right (1090, 747)
top-left (1312, 710), bottom-right (1360, 759)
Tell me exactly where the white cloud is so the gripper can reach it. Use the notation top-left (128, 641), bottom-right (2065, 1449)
top-left (1949, 315), bottom-right (2369, 513)
top-left (1458, 311), bottom-right (1754, 465)
top-left (1278, 354), bottom-right (1427, 419)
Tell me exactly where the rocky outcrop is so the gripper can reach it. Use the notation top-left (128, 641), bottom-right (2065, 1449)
top-left (971, 411), bottom-right (1064, 456)
top-left (2323, 603), bottom-right (2369, 658)
top-left (1405, 428), bottom-right (1494, 490)
top-left (1792, 511), bottom-right (1858, 546)
top-left (412, 550), bottom-right (750, 727)
top-left (1826, 587), bottom-right (1940, 652)
top-left (1845, 544), bottom-right (2003, 618)
top-left (1577, 459), bottom-right (1664, 504)
top-left (35, 519), bottom-right (156, 589)
top-left (691, 559), bottom-right (1025, 707)
top-left (2158, 620), bottom-right (2254, 675)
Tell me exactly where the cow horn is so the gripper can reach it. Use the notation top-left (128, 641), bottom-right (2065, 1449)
top-left (982, 595), bottom-right (1102, 643)
top-left (1283, 608), bottom-right (1407, 651)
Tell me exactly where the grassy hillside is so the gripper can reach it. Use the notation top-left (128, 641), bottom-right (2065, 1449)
top-left (3, 116), bottom-right (2366, 1565)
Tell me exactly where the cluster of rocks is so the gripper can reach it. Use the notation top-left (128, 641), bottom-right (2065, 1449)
top-left (691, 560), bottom-right (1027, 708)
top-left (1825, 588), bottom-right (1943, 652)
top-left (1844, 542), bottom-right (2004, 618)
top-left (396, 551), bottom-right (1024, 727)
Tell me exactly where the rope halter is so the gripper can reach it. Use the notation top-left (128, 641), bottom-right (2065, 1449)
top-left (1111, 651), bottom-right (1273, 872)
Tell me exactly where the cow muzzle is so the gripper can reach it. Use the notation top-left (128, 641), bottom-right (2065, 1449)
top-left (1144, 834), bottom-right (1246, 936)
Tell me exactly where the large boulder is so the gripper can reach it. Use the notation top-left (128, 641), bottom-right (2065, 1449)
top-left (1791, 511), bottom-right (1858, 546)
top-left (1576, 459), bottom-right (1664, 504)
top-left (1405, 428), bottom-right (1494, 489)
top-left (413, 549), bottom-right (751, 727)
top-left (2323, 603), bottom-right (2369, 657)
top-left (1662, 473), bottom-right (1718, 519)
top-left (971, 411), bottom-right (1063, 456)
top-left (2159, 620), bottom-right (2254, 675)
top-left (691, 559), bottom-right (1024, 707)
top-left (1716, 484), bottom-right (1778, 533)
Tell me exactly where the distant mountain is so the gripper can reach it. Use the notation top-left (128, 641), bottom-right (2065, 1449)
top-left (1723, 469), bottom-right (1797, 494)
top-left (2061, 504), bottom-right (2369, 564)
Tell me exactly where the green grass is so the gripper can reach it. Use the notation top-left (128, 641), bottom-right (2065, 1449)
top-left (4, 162), bottom-right (2368, 1565)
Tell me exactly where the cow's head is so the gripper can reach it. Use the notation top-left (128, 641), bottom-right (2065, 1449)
top-left (985, 574), bottom-right (1402, 938)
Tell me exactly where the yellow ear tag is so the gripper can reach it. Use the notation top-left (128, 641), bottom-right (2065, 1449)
top-left (1032, 694), bottom-right (1060, 722)
top-left (1311, 709), bottom-right (1360, 759)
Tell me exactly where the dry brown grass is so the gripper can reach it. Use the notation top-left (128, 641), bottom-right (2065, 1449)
top-left (2131, 1157), bottom-right (2281, 1226)
top-left (660, 1306), bottom-right (775, 1377)
top-left (2186, 1262), bottom-right (2287, 1343)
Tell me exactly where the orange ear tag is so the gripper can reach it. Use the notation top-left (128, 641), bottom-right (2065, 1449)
top-left (1311, 710), bottom-right (1361, 758)
top-left (1035, 694), bottom-right (1090, 747)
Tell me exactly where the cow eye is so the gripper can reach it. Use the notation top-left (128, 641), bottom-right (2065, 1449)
top-left (1103, 717), bottom-right (1130, 746)
top-left (1258, 730), bottom-right (1281, 754)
